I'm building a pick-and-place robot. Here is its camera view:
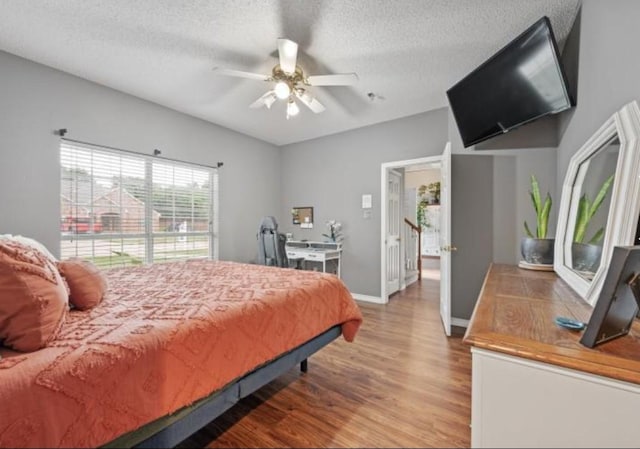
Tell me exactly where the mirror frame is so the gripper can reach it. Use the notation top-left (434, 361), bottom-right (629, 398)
top-left (554, 101), bottom-right (640, 305)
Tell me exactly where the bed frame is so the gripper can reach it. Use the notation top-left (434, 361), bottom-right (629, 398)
top-left (103, 325), bottom-right (342, 448)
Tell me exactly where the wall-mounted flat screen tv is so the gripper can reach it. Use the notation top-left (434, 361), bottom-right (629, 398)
top-left (446, 16), bottom-right (574, 148)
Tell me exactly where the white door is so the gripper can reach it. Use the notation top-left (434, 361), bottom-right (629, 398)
top-left (439, 143), bottom-right (453, 336)
top-left (386, 169), bottom-right (402, 295)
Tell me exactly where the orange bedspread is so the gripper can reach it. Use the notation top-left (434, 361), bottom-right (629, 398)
top-left (0, 260), bottom-right (362, 448)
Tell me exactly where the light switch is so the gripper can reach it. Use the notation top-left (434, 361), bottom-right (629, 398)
top-left (362, 194), bottom-right (372, 209)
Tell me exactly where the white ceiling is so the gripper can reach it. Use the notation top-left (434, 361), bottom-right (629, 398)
top-left (0, 0), bottom-right (580, 146)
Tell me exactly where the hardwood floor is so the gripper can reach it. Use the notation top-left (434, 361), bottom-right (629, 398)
top-left (179, 272), bottom-right (472, 448)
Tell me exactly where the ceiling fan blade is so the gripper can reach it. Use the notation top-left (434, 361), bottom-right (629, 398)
top-left (249, 90), bottom-right (277, 109)
top-left (306, 73), bottom-right (359, 86)
top-left (295, 90), bottom-right (326, 113)
top-left (277, 38), bottom-right (298, 75)
top-left (212, 67), bottom-right (270, 81)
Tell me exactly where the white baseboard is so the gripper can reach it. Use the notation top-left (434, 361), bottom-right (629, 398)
top-left (351, 293), bottom-right (386, 304)
top-left (404, 272), bottom-right (419, 287)
top-left (451, 317), bottom-right (470, 328)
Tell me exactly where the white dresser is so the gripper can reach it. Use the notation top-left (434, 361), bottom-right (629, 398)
top-left (285, 240), bottom-right (342, 278)
top-left (464, 264), bottom-right (640, 448)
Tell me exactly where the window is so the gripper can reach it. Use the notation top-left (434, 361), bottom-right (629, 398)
top-left (60, 141), bottom-right (218, 268)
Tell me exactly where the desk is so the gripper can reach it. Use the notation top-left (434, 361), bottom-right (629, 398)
top-left (285, 240), bottom-right (342, 278)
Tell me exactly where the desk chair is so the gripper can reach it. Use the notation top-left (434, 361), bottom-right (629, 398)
top-left (256, 216), bottom-right (288, 268)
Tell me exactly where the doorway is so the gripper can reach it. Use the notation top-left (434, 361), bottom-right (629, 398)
top-left (406, 164), bottom-right (443, 285)
top-left (381, 143), bottom-right (452, 335)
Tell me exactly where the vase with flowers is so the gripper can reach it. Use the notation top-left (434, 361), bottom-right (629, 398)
top-left (322, 220), bottom-right (342, 243)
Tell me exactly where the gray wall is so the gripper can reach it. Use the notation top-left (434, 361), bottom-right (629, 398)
top-left (279, 109), bottom-right (449, 296)
top-left (558, 0), bottom-right (640, 185)
top-left (451, 155), bottom-right (494, 319)
top-left (449, 148), bottom-right (557, 320)
top-left (557, 3), bottom-right (581, 143)
top-left (0, 50), bottom-right (280, 263)
top-left (493, 156), bottom-right (517, 264)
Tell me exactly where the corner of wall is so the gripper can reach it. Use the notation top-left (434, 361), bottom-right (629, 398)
top-left (557, 3), bottom-right (582, 145)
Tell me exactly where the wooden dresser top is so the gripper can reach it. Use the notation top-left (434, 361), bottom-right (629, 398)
top-left (463, 264), bottom-right (640, 384)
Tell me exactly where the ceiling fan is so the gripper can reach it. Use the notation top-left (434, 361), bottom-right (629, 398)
top-left (212, 38), bottom-right (358, 119)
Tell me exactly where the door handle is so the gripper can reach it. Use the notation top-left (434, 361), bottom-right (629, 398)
top-left (442, 245), bottom-right (458, 252)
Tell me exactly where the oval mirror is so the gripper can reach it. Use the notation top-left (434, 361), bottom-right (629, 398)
top-left (565, 136), bottom-right (618, 281)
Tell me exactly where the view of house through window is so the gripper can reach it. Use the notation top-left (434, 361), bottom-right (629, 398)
top-left (60, 141), bottom-right (217, 268)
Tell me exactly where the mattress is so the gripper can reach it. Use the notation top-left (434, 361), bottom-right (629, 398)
top-left (0, 260), bottom-right (362, 448)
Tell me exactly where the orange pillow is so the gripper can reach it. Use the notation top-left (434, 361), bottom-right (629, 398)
top-left (57, 258), bottom-right (107, 310)
top-left (0, 240), bottom-right (68, 352)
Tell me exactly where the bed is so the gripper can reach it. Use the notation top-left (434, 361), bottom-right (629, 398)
top-left (0, 260), bottom-right (362, 448)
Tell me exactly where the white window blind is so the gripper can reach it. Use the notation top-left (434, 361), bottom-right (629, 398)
top-left (60, 141), bottom-right (217, 268)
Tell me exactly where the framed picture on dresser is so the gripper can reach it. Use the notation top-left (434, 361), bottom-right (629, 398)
top-left (580, 246), bottom-right (640, 348)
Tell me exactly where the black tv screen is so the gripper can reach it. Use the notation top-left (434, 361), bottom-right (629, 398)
top-left (447, 16), bottom-right (574, 148)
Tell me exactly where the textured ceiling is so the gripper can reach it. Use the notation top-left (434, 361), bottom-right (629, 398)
top-left (0, 0), bottom-right (580, 146)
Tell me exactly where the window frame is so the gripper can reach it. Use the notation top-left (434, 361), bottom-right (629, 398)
top-left (60, 140), bottom-right (219, 267)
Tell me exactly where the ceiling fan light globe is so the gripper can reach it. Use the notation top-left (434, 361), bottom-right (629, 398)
top-left (274, 81), bottom-right (290, 99)
top-left (287, 99), bottom-right (300, 117)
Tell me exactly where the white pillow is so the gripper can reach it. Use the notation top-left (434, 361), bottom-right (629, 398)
top-left (0, 234), bottom-right (58, 263)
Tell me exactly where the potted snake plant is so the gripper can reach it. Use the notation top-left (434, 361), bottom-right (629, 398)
top-left (571, 174), bottom-right (614, 275)
top-left (521, 175), bottom-right (554, 266)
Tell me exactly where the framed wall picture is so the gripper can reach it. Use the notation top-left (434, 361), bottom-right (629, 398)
top-left (291, 207), bottom-right (313, 227)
